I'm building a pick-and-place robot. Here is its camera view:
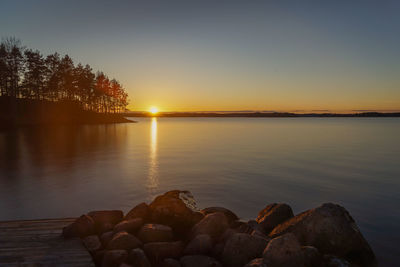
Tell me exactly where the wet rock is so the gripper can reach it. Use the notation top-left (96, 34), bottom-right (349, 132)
top-left (162, 258), bottom-right (181, 267)
top-left (269, 203), bottom-right (376, 266)
top-left (102, 249), bottom-right (128, 267)
top-left (100, 231), bottom-right (114, 247)
top-left (107, 231), bottom-right (142, 251)
top-left (127, 248), bottom-right (151, 267)
top-left (88, 210), bottom-right (124, 234)
top-left (221, 233), bottom-right (269, 267)
top-left (191, 212), bottom-right (229, 239)
top-left (143, 241), bottom-right (184, 264)
top-left (244, 258), bottom-right (268, 267)
top-left (63, 215), bottom-right (95, 238)
top-left (256, 203), bottom-right (294, 234)
top-left (82, 235), bottom-right (102, 252)
top-left (138, 224), bottom-right (174, 243)
top-left (114, 218), bottom-right (143, 234)
top-left (262, 233), bottom-right (304, 267)
top-left (180, 255), bottom-right (222, 267)
top-left (302, 246), bottom-right (322, 267)
top-left (201, 207), bottom-right (239, 224)
top-left (149, 190), bottom-right (204, 233)
top-left (125, 202), bottom-right (150, 221)
top-left (184, 234), bottom-right (213, 255)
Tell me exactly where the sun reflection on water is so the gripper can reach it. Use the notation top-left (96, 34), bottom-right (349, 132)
top-left (147, 117), bottom-right (159, 198)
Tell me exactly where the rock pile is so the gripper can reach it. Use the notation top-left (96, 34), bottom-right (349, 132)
top-left (63, 190), bottom-right (377, 267)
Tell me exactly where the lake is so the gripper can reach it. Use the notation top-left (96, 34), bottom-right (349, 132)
top-left (0, 117), bottom-right (399, 266)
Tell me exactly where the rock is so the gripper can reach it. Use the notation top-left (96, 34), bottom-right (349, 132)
top-left (162, 258), bottom-right (181, 267)
top-left (262, 233), bottom-right (304, 267)
top-left (201, 207), bottom-right (239, 224)
top-left (221, 233), bottom-right (269, 267)
top-left (62, 215), bottom-right (95, 238)
top-left (244, 258), bottom-right (268, 267)
top-left (82, 235), bottom-right (102, 252)
top-left (219, 228), bottom-right (237, 244)
top-left (269, 203), bottom-right (376, 266)
top-left (127, 248), bottom-right (151, 267)
top-left (302, 246), bottom-right (322, 267)
top-left (138, 224), bottom-right (174, 243)
top-left (119, 264), bottom-right (133, 267)
top-left (212, 242), bottom-right (225, 258)
top-left (184, 234), bottom-right (213, 255)
top-left (102, 249), bottom-right (128, 267)
top-left (256, 203), bottom-right (294, 234)
top-left (149, 190), bottom-right (204, 233)
top-left (324, 255), bottom-right (351, 267)
top-left (191, 212), bottom-right (229, 239)
top-left (88, 210), bottom-right (124, 234)
top-left (143, 241), bottom-right (184, 264)
top-left (180, 255), bottom-right (222, 267)
top-left (107, 231), bottom-right (142, 251)
top-left (94, 250), bottom-right (106, 266)
top-left (114, 218), bottom-right (143, 234)
top-left (125, 202), bottom-right (150, 221)
top-left (100, 231), bottom-right (114, 247)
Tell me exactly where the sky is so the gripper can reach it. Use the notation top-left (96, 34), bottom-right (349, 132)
top-left (1, 0), bottom-right (400, 112)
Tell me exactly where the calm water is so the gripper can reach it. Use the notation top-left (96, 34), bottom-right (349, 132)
top-left (0, 118), bottom-right (399, 265)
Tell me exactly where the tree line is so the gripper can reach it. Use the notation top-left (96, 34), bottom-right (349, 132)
top-left (0, 37), bottom-right (129, 113)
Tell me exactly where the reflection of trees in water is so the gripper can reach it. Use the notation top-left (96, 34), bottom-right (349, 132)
top-left (0, 124), bottom-right (128, 182)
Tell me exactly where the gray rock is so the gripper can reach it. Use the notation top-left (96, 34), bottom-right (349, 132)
top-left (221, 233), bottom-right (269, 267)
top-left (269, 203), bottom-right (376, 266)
top-left (256, 203), bottom-right (294, 234)
top-left (102, 249), bottom-right (128, 267)
top-left (62, 215), bottom-right (95, 238)
top-left (161, 258), bottom-right (182, 267)
top-left (127, 248), bottom-right (151, 267)
top-left (138, 224), bottom-right (173, 243)
top-left (201, 207), bottom-right (239, 224)
top-left (263, 233), bottom-right (304, 267)
top-left (82, 235), bottom-right (102, 252)
top-left (180, 255), bottom-right (222, 267)
top-left (107, 231), bottom-right (142, 251)
top-left (191, 212), bottom-right (229, 239)
top-left (184, 234), bottom-right (213, 255)
top-left (114, 218), bottom-right (143, 234)
top-left (143, 241), bottom-right (184, 264)
top-left (125, 202), bottom-right (150, 221)
top-left (244, 258), bottom-right (268, 267)
top-left (100, 231), bottom-right (114, 247)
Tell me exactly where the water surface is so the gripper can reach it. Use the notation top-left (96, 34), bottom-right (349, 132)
top-left (0, 118), bottom-right (399, 265)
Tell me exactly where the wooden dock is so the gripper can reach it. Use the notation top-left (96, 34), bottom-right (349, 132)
top-left (0, 218), bottom-right (95, 267)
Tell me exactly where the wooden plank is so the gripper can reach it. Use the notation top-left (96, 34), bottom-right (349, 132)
top-left (0, 218), bottom-right (95, 267)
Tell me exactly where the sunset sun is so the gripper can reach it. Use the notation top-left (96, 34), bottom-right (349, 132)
top-left (150, 106), bottom-right (159, 115)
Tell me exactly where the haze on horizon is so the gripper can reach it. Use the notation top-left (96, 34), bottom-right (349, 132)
top-left (1, 0), bottom-right (399, 112)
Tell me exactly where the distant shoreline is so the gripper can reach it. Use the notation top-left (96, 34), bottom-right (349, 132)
top-left (124, 111), bottom-right (400, 118)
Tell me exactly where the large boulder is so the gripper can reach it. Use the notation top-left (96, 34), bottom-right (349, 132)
top-left (138, 224), bottom-right (174, 243)
top-left (149, 190), bottom-right (204, 233)
top-left (302, 246), bottom-right (322, 267)
top-left (100, 231), bottom-right (114, 247)
top-left (262, 233), bottom-right (304, 267)
top-left (184, 234), bottom-right (213, 255)
top-left (125, 202), bottom-right (150, 221)
top-left (201, 207), bottom-right (239, 225)
top-left (143, 241), bottom-right (184, 264)
top-left (127, 248), bottom-right (151, 267)
top-left (191, 212), bottom-right (229, 240)
top-left (269, 203), bottom-right (376, 266)
top-left (101, 249), bottom-right (127, 267)
top-left (161, 258), bottom-right (181, 267)
top-left (221, 233), bottom-right (269, 267)
top-left (82, 235), bottom-right (102, 253)
top-left (114, 218), bottom-right (143, 234)
top-left (256, 203), bottom-right (294, 234)
top-left (107, 231), bottom-right (142, 251)
top-left (244, 258), bottom-right (268, 267)
top-left (62, 215), bottom-right (95, 238)
top-left (180, 255), bottom-right (222, 267)
top-left (88, 210), bottom-right (124, 234)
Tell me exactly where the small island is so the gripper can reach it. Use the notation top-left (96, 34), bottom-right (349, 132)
top-left (0, 38), bottom-right (130, 127)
